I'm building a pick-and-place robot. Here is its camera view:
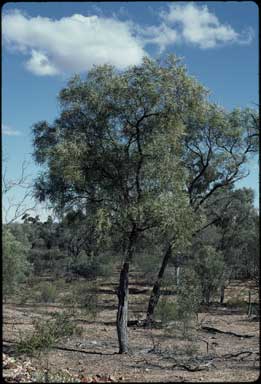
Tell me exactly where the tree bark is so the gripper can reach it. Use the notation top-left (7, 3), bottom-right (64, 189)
top-left (116, 262), bottom-right (129, 354)
top-left (220, 284), bottom-right (225, 304)
top-left (145, 244), bottom-right (172, 325)
top-left (116, 226), bottom-right (137, 354)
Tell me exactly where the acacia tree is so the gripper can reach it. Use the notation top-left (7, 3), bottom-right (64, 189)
top-left (32, 55), bottom-right (206, 353)
top-left (208, 188), bottom-right (259, 292)
top-left (145, 103), bottom-right (258, 322)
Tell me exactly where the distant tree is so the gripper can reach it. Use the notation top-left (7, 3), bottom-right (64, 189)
top-left (2, 228), bottom-right (31, 297)
top-left (190, 187), bottom-right (259, 303)
top-left (145, 104), bottom-right (258, 322)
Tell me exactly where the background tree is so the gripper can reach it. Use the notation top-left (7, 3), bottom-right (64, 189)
top-left (145, 103), bottom-right (258, 322)
top-left (2, 227), bottom-right (31, 298)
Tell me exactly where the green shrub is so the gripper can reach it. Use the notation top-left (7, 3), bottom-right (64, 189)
top-left (134, 252), bottom-right (160, 275)
top-left (16, 312), bottom-right (82, 355)
top-left (193, 245), bottom-right (224, 305)
top-left (70, 252), bottom-right (103, 279)
top-left (155, 299), bottom-right (178, 324)
top-left (74, 283), bottom-right (98, 318)
top-left (61, 282), bottom-right (98, 318)
top-left (38, 282), bottom-right (57, 303)
top-left (2, 228), bottom-right (31, 296)
top-left (226, 297), bottom-right (248, 310)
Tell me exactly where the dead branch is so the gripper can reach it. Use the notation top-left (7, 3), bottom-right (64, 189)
top-left (53, 345), bottom-right (117, 356)
top-left (201, 325), bottom-right (255, 338)
top-left (221, 350), bottom-right (259, 360)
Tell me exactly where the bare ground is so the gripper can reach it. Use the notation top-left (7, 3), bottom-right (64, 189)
top-left (2, 274), bottom-right (260, 382)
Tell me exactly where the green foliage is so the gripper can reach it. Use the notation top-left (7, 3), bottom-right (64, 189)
top-left (62, 282), bottom-right (98, 319)
top-left (192, 245), bottom-right (224, 304)
top-left (155, 268), bottom-right (201, 337)
top-left (69, 251), bottom-right (113, 279)
top-left (155, 299), bottom-right (178, 324)
top-left (176, 268), bottom-right (202, 324)
top-left (226, 297), bottom-right (249, 310)
top-left (37, 282), bottom-right (57, 303)
top-left (75, 283), bottom-right (98, 317)
top-left (32, 55), bottom-right (204, 265)
top-left (16, 312), bottom-right (82, 355)
top-left (134, 251), bottom-right (160, 275)
top-left (2, 227), bottom-right (31, 296)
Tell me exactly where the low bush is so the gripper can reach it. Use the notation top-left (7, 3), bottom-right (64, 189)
top-left (226, 297), bottom-right (248, 310)
top-left (74, 283), bottom-right (98, 318)
top-left (155, 299), bottom-right (178, 324)
top-left (61, 282), bottom-right (98, 318)
top-left (16, 312), bottom-right (82, 355)
top-left (38, 282), bottom-right (57, 303)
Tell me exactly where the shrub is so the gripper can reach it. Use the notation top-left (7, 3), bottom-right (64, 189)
top-left (192, 245), bottom-right (224, 305)
top-left (2, 228), bottom-right (31, 297)
top-left (38, 282), bottom-right (57, 303)
top-left (134, 252), bottom-right (160, 275)
top-left (61, 282), bottom-right (99, 318)
top-left (74, 283), bottom-right (98, 318)
top-left (16, 312), bottom-right (82, 355)
top-left (70, 252), bottom-right (102, 279)
top-left (226, 297), bottom-right (249, 310)
top-left (155, 299), bottom-right (178, 324)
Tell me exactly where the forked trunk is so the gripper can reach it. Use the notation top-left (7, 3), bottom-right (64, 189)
top-left (145, 244), bottom-right (172, 325)
top-left (116, 262), bottom-right (129, 353)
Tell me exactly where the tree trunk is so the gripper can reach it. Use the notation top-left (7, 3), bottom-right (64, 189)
top-left (176, 266), bottom-right (181, 288)
top-left (116, 226), bottom-right (137, 354)
top-left (116, 262), bottom-right (129, 353)
top-left (145, 244), bottom-right (172, 325)
top-left (220, 284), bottom-right (225, 304)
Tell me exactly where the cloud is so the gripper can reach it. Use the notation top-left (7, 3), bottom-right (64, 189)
top-left (139, 23), bottom-right (179, 53)
top-left (160, 3), bottom-right (254, 49)
top-left (2, 124), bottom-right (21, 136)
top-left (2, 5), bottom-right (254, 76)
top-left (2, 10), bottom-right (147, 76)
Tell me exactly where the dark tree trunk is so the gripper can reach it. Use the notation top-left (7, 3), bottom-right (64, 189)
top-left (116, 227), bottom-right (137, 354)
top-left (116, 262), bottom-right (129, 353)
top-left (145, 244), bottom-right (172, 325)
top-left (220, 284), bottom-right (225, 304)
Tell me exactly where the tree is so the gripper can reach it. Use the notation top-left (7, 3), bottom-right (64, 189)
top-left (32, 55), bottom-right (206, 353)
top-left (207, 187), bottom-right (259, 293)
top-left (2, 228), bottom-right (30, 297)
top-left (2, 158), bottom-right (38, 224)
top-left (145, 103), bottom-right (258, 322)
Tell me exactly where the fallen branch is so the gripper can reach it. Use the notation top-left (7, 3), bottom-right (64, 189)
top-left (172, 362), bottom-right (213, 372)
top-left (221, 350), bottom-right (259, 360)
top-left (201, 325), bottom-right (255, 338)
top-left (53, 345), bottom-right (117, 356)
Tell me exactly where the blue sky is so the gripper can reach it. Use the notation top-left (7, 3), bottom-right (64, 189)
top-left (2, 1), bottom-right (259, 221)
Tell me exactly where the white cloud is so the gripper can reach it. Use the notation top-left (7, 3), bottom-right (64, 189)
top-left (2, 124), bottom-right (21, 136)
top-left (160, 3), bottom-right (254, 49)
top-left (139, 23), bottom-right (179, 53)
top-left (2, 6), bottom-right (254, 76)
top-left (25, 50), bottom-right (59, 76)
top-left (2, 10), bottom-right (147, 76)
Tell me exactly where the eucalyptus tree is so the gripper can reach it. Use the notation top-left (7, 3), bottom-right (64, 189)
top-left (145, 103), bottom-right (258, 322)
top-left (32, 55), bottom-right (205, 353)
